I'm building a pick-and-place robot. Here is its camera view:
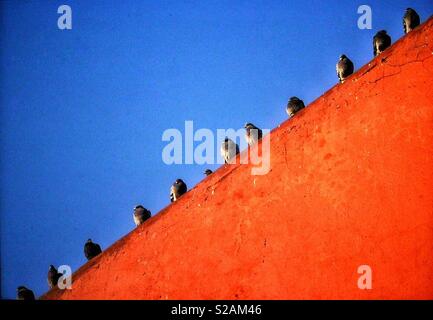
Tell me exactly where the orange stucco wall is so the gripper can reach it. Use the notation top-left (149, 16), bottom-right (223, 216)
top-left (43, 17), bottom-right (433, 300)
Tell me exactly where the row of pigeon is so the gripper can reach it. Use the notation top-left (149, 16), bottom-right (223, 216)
top-left (16, 8), bottom-right (422, 300)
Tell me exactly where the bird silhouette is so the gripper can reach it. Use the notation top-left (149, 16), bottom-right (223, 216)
top-left (84, 239), bottom-right (102, 260)
top-left (170, 179), bottom-right (187, 202)
top-left (336, 54), bottom-right (354, 83)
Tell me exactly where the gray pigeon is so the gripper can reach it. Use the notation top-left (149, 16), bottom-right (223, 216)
top-left (336, 54), bottom-right (354, 83)
top-left (244, 123), bottom-right (263, 146)
top-left (220, 138), bottom-right (240, 164)
top-left (286, 97), bottom-right (305, 118)
top-left (373, 30), bottom-right (391, 57)
top-left (17, 286), bottom-right (35, 300)
top-left (204, 169), bottom-right (213, 176)
top-left (170, 179), bottom-right (187, 202)
top-left (84, 239), bottom-right (102, 260)
top-left (133, 205), bottom-right (151, 226)
top-left (47, 265), bottom-right (62, 289)
top-left (403, 8), bottom-right (420, 34)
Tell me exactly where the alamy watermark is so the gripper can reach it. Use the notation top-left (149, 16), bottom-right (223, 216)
top-left (357, 264), bottom-right (372, 290)
top-left (57, 265), bottom-right (73, 290)
top-left (161, 121), bottom-right (271, 175)
top-left (57, 5), bottom-right (72, 30)
top-left (357, 5), bottom-right (372, 30)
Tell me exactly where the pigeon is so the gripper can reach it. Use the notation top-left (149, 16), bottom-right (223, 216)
top-left (133, 205), bottom-right (151, 226)
top-left (17, 286), bottom-right (35, 300)
top-left (170, 179), bottom-right (187, 202)
top-left (47, 265), bottom-right (62, 289)
top-left (84, 239), bottom-right (102, 260)
top-left (244, 123), bottom-right (263, 146)
top-left (373, 30), bottom-right (391, 57)
top-left (403, 8), bottom-right (420, 34)
top-left (336, 54), bottom-right (354, 83)
top-left (286, 97), bottom-right (305, 118)
top-left (204, 169), bottom-right (213, 176)
top-left (220, 138), bottom-right (239, 164)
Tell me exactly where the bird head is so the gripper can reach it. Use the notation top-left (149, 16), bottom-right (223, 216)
top-left (175, 179), bottom-right (183, 185)
top-left (339, 54), bottom-right (347, 60)
top-left (378, 30), bottom-right (387, 35)
top-left (49, 265), bottom-right (56, 271)
top-left (204, 169), bottom-right (212, 175)
top-left (17, 286), bottom-right (27, 292)
top-left (87, 239), bottom-right (92, 243)
top-left (223, 137), bottom-right (236, 147)
top-left (134, 205), bottom-right (144, 211)
top-left (287, 97), bottom-right (303, 117)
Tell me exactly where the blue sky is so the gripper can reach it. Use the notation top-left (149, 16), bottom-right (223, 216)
top-left (1, 0), bottom-right (431, 299)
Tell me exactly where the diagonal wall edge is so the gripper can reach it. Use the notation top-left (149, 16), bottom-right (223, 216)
top-left (42, 16), bottom-right (433, 300)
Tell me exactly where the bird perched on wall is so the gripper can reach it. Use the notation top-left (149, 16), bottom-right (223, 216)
top-left (244, 123), bottom-right (263, 146)
top-left (133, 205), bottom-right (151, 226)
top-left (403, 8), bottom-right (420, 34)
top-left (221, 138), bottom-right (239, 164)
top-left (16, 286), bottom-right (35, 300)
top-left (47, 265), bottom-right (62, 289)
top-left (373, 30), bottom-right (391, 56)
top-left (84, 239), bottom-right (102, 260)
top-left (170, 179), bottom-right (187, 202)
top-left (336, 54), bottom-right (354, 83)
top-left (204, 169), bottom-right (213, 176)
top-left (286, 97), bottom-right (305, 118)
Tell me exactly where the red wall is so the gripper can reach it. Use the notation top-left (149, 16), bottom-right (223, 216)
top-left (43, 17), bottom-right (433, 300)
